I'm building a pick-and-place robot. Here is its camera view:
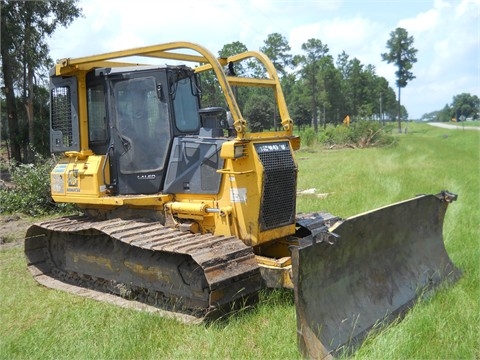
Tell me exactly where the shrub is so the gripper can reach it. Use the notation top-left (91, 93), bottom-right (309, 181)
top-left (350, 121), bottom-right (396, 148)
top-left (302, 128), bottom-right (317, 147)
top-left (324, 124), bottom-right (351, 146)
top-left (319, 121), bottom-right (396, 148)
top-left (0, 154), bottom-right (75, 216)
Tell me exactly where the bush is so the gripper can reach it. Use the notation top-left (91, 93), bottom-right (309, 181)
top-left (350, 121), bottom-right (396, 147)
top-left (320, 121), bottom-right (396, 148)
top-left (302, 128), bottom-right (317, 147)
top-left (324, 124), bottom-right (351, 146)
top-left (0, 154), bottom-right (75, 216)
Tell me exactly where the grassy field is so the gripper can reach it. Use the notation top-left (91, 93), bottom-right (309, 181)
top-left (1, 123), bottom-right (479, 359)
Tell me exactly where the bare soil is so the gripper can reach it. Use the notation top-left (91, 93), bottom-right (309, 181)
top-left (0, 145), bottom-right (38, 248)
top-left (0, 214), bottom-right (38, 249)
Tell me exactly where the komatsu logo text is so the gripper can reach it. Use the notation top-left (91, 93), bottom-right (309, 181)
top-left (255, 142), bottom-right (289, 153)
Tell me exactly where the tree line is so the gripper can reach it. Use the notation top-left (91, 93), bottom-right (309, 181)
top-left (1, 0), bottom-right (478, 165)
top-left (1, 0), bottom-right (81, 164)
top-left (199, 34), bottom-right (407, 134)
top-left (420, 93), bottom-right (480, 122)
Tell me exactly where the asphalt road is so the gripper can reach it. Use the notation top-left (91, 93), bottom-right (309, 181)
top-left (428, 122), bottom-right (480, 131)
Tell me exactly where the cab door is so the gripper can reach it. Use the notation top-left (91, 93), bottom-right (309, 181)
top-left (111, 76), bottom-right (171, 195)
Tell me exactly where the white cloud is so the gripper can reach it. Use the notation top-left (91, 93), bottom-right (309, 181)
top-left (289, 16), bottom-right (385, 61)
top-left (396, 0), bottom-right (480, 116)
top-left (398, 0), bottom-right (449, 34)
top-left (47, 0), bottom-right (479, 119)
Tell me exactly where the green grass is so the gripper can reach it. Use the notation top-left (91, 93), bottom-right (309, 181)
top-left (0, 250), bottom-right (298, 359)
top-left (1, 123), bottom-right (479, 359)
top-left (297, 123), bottom-right (480, 358)
top-left (451, 120), bottom-right (480, 127)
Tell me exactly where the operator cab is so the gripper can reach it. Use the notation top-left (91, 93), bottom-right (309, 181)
top-left (85, 65), bottom-right (203, 195)
top-left (50, 65), bottom-right (230, 196)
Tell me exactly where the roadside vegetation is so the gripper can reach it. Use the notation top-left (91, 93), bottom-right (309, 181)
top-left (447, 120), bottom-right (480, 127)
top-left (300, 120), bottom-right (396, 148)
top-left (1, 123), bottom-right (478, 359)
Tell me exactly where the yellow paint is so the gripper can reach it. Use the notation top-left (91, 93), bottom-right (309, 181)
top-left (256, 255), bottom-right (294, 289)
top-left (51, 155), bottom-right (109, 198)
top-left (124, 260), bottom-right (171, 284)
top-left (72, 253), bottom-right (114, 272)
top-left (52, 42), bottom-right (294, 139)
top-left (50, 42), bottom-right (303, 283)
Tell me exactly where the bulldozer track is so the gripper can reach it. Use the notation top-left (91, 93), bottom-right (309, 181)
top-left (25, 216), bottom-right (262, 322)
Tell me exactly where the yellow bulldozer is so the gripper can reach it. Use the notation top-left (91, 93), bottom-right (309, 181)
top-left (25, 41), bottom-right (459, 358)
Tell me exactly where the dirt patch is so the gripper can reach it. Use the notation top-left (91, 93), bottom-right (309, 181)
top-left (0, 214), bottom-right (37, 249)
top-left (0, 167), bottom-right (15, 190)
top-left (0, 146), bottom-right (47, 249)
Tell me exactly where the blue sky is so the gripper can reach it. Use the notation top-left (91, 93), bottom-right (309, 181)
top-left (47, 0), bottom-right (479, 119)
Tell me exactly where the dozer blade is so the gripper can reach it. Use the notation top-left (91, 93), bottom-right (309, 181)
top-left (291, 191), bottom-right (460, 359)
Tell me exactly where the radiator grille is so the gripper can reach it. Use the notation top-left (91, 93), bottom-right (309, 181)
top-left (255, 142), bottom-right (297, 231)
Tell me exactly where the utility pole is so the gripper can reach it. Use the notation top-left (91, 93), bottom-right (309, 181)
top-left (323, 103), bottom-right (326, 130)
top-left (379, 94), bottom-right (384, 126)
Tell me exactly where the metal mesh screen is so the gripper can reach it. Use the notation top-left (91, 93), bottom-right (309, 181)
top-left (51, 86), bottom-right (73, 147)
top-left (255, 142), bottom-right (297, 230)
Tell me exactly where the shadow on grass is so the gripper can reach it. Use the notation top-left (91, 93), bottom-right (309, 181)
top-left (206, 288), bottom-right (295, 328)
